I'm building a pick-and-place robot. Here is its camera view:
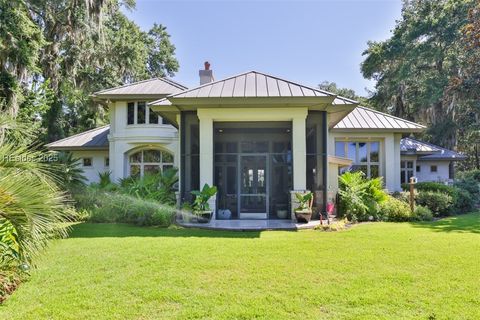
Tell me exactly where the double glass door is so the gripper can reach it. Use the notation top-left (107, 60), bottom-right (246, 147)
top-left (239, 155), bottom-right (268, 219)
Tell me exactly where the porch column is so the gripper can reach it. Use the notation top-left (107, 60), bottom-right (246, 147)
top-left (384, 133), bottom-right (402, 192)
top-left (292, 113), bottom-right (308, 190)
top-left (197, 114), bottom-right (216, 217)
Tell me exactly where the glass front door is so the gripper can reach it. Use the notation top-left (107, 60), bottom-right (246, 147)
top-left (239, 155), bottom-right (268, 219)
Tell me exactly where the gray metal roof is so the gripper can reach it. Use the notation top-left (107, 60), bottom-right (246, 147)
top-left (93, 78), bottom-right (187, 98)
top-left (401, 137), bottom-right (467, 160)
top-left (333, 106), bottom-right (425, 132)
top-left (150, 71), bottom-right (358, 103)
top-left (45, 126), bottom-right (110, 150)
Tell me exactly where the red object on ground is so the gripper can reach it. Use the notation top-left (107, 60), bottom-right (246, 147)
top-left (326, 202), bottom-right (335, 214)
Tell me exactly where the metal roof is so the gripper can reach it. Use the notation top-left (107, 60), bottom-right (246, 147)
top-left (150, 71), bottom-right (358, 103)
top-left (400, 137), bottom-right (467, 160)
top-left (333, 106), bottom-right (425, 132)
top-left (93, 78), bottom-right (187, 98)
top-left (45, 126), bottom-right (110, 150)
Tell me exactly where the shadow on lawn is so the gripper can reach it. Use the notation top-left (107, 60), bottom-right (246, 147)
top-left (68, 223), bottom-right (261, 238)
top-left (410, 212), bottom-right (480, 234)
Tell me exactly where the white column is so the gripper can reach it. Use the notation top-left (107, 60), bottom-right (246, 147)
top-left (292, 115), bottom-right (307, 190)
top-left (393, 133), bottom-right (402, 191)
top-left (198, 115), bottom-right (216, 217)
top-left (384, 134), bottom-right (401, 191)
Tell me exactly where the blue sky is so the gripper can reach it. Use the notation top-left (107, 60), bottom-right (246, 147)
top-left (124, 0), bottom-right (402, 96)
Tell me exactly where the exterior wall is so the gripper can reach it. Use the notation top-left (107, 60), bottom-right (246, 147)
top-left (70, 150), bottom-right (109, 184)
top-left (328, 131), bottom-right (402, 192)
top-left (108, 101), bottom-right (179, 182)
top-left (415, 159), bottom-right (451, 183)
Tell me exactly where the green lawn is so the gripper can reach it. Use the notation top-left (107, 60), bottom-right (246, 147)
top-left (1, 213), bottom-right (480, 320)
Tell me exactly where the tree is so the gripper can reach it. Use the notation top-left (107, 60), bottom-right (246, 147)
top-left (318, 81), bottom-right (358, 100)
top-left (0, 0), bottom-right (44, 116)
top-left (448, 0), bottom-right (480, 169)
top-left (0, 0), bottom-right (180, 142)
top-left (318, 81), bottom-right (370, 105)
top-left (361, 0), bottom-right (479, 168)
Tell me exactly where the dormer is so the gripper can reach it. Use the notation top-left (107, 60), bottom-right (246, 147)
top-left (92, 78), bottom-right (188, 134)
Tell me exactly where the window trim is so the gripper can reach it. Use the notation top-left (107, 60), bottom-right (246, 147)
top-left (335, 140), bottom-right (381, 178)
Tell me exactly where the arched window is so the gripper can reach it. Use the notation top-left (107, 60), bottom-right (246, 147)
top-left (129, 149), bottom-right (174, 177)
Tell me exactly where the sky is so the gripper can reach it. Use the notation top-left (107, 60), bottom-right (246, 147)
top-left (124, 0), bottom-right (402, 96)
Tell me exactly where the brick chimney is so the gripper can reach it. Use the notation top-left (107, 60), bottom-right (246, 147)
top-left (199, 61), bottom-right (214, 85)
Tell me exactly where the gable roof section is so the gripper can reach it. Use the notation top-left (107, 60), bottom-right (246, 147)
top-left (333, 106), bottom-right (425, 132)
top-left (45, 126), bottom-right (110, 150)
top-left (93, 78), bottom-right (187, 99)
top-left (150, 71), bottom-right (357, 103)
top-left (401, 137), bottom-right (466, 160)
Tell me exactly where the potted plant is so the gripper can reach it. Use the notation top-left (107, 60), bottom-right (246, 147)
top-left (294, 192), bottom-right (313, 223)
top-left (191, 183), bottom-right (218, 223)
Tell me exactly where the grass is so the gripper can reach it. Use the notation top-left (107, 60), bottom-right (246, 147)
top-left (1, 213), bottom-right (480, 319)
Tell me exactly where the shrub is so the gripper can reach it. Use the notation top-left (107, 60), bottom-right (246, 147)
top-left (454, 177), bottom-right (479, 197)
top-left (416, 191), bottom-right (453, 216)
top-left (402, 181), bottom-right (453, 195)
top-left (379, 196), bottom-right (412, 222)
top-left (118, 168), bottom-right (178, 205)
top-left (402, 181), bottom-right (476, 214)
top-left (86, 191), bottom-right (176, 227)
top-left (391, 191), bottom-right (414, 203)
top-left (457, 169), bottom-right (480, 183)
top-left (413, 205), bottom-right (433, 221)
top-left (338, 171), bottom-right (388, 222)
top-left (452, 188), bottom-right (475, 213)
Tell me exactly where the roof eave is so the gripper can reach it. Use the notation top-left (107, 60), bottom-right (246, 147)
top-left (167, 96), bottom-right (337, 106)
top-left (331, 128), bottom-right (425, 133)
top-left (46, 146), bottom-right (109, 151)
top-left (91, 94), bottom-right (170, 101)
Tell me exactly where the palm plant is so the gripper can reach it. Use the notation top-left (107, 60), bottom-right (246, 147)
top-left (0, 114), bottom-right (69, 268)
top-left (157, 168), bottom-right (179, 205)
top-left (338, 171), bottom-right (387, 221)
top-left (119, 168), bottom-right (179, 205)
top-left (52, 152), bottom-right (87, 191)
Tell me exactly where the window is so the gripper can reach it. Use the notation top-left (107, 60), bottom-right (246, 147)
top-left (129, 149), bottom-right (174, 177)
top-left (149, 106), bottom-right (159, 124)
top-left (104, 157), bottom-right (109, 167)
top-left (82, 158), bottom-right (92, 167)
top-left (127, 101), bottom-right (162, 125)
top-left (137, 102), bottom-right (146, 124)
top-left (431, 165), bottom-right (438, 173)
top-left (127, 102), bottom-right (135, 125)
top-left (335, 141), bottom-right (380, 178)
top-left (416, 165), bottom-right (421, 172)
top-left (401, 160), bottom-right (415, 184)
